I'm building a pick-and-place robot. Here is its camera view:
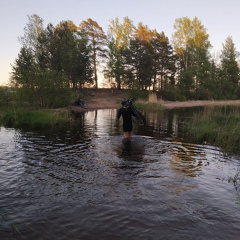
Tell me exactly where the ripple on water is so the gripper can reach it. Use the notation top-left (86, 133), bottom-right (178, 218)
top-left (1, 126), bottom-right (240, 239)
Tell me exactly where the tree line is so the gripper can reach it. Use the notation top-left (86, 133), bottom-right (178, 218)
top-left (10, 14), bottom-right (240, 108)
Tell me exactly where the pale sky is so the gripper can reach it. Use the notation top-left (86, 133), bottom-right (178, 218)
top-left (1, 0), bottom-right (240, 86)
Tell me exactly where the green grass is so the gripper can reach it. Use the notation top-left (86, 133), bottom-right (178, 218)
top-left (134, 100), bottom-right (163, 111)
top-left (187, 106), bottom-right (240, 154)
top-left (0, 108), bottom-right (71, 129)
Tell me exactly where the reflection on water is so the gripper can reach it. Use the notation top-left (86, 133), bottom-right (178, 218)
top-left (0, 108), bottom-right (240, 240)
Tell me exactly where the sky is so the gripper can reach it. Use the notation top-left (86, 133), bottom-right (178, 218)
top-left (1, 0), bottom-right (240, 86)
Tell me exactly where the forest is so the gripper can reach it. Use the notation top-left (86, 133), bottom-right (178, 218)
top-left (4, 14), bottom-right (240, 109)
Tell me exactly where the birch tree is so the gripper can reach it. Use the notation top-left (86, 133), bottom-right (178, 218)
top-left (106, 17), bottom-right (134, 89)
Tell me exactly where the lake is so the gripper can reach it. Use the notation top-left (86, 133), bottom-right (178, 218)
top-left (0, 108), bottom-right (240, 239)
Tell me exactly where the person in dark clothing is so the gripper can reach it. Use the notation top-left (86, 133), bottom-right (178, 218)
top-left (117, 98), bottom-right (137, 140)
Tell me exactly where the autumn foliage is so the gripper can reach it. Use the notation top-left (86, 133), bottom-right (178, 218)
top-left (10, 15), bottom-right (240, 108)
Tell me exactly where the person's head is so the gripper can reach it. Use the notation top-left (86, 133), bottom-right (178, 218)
top-left (121, 98), bottom-right (127, 106)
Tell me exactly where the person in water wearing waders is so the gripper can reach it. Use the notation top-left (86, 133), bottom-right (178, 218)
top-left (117, 98), bottom-right (137, 142)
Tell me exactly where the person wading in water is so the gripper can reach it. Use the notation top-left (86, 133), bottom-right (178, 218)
top-left (117, 98), bottom-right (137, 142)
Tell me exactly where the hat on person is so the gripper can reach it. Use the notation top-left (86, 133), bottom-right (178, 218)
top-left (121, 98), bottom-right (127, 106)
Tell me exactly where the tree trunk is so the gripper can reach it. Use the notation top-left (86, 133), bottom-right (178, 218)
top-left (93, 50), bottom-right (98, 89)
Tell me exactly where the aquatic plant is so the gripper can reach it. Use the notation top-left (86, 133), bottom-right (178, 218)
top-left (228, 166), bottom-right (240, 189)
top-left (187, 106), bottom-right (240, 155)
top-left (1, 108), bottom-right (71, 129)
top-left (12, 223), bottom-right (24, 239)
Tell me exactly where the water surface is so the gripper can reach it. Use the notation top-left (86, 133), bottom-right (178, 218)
top-left (0, 108), bottom-right (240, 239)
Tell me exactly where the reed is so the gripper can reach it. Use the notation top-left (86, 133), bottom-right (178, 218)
top-left (1, 108), bottom-right (70, 129)
top-left (187, 106), bottom-right (240, 154)
top-left (228, 166), bottom-right (240, 187)
top-left (135, 100), bottom-right (163, 111)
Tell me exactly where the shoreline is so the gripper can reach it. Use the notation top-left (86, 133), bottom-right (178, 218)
top-left (70, 88), bottom-right (240, 113)
top-left (159, 100), bottom-right (240, 109)
top-left (70, 99), bottom-right (240, 113)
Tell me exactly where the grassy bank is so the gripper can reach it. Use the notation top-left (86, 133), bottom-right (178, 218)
top-left (187, 106), bottom-right (240, 154)
top-left (135, 101), bottom-right (163, 111)
top-left (0, 108), bottom-right (71, 129)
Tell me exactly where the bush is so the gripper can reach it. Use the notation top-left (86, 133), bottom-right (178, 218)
top-left (0, 87), bottom-right (14, 107)
top-left (12, 69), bottom-right (72, 109)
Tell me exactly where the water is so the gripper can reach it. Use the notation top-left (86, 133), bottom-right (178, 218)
top-left (0, 108), bottom-right (240, 240)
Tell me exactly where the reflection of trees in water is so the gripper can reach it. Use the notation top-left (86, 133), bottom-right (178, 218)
top-left (77, 108), bottom-right (198, 142)
top-left (145, 108), bottom-right (199, 140)
top-left (117, 138), bottom-right (145, 163)
top-left (113, 138), bottom-right (146, 187)
top-left (85, 136), bottom-right (146, 190)
top-left (168, 142), bottom-right (209, 177)
top-left (73, 108), bottom-right (209, 181)
top-left (145, 110), bottom-right (179, 139)
top-left (71, 111), bottom-right (96, 141)
top-left (82, 109), bottom-right (121, 137)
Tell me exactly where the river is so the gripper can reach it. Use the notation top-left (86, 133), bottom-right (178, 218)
top-left (0, 108), bottom-right (240, 239)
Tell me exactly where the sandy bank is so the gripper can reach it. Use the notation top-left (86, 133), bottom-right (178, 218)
top-left (70, 89), bottom-right (240, 113)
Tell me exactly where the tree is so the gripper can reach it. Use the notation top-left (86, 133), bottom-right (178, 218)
top-left (106, 17), bottom-right (134, 89)
top-left (132, 22), bottom-right (152, 43)
top-left (108, 16), bottom-right (133, 49)
top-left (125, 38), bottom-right (153, 90)
top-left (125, 23), bottom-right (155, 90)
top-left (79, 18), bottom-right (107, 88)
top-left (35, 23), bottom-right (53, 70)
top-left (11, 47), bottom-right (36, 88)
top-left (178, 68), bottom-right (195, 100)
top-left (46, 21), bottom-right (93, 89)
top-left (75, 30), bottom-right (94, 88)
top-left (104, 41), bottom-right (124, 89)
top-left (11, 18), bottom-right (93, 108)
top-left (172, 17), bottom-right (212, 99)
top-left (150, 31), bottom-right (176, 92)
top-left (172, 17), bottom-right (211, 70)
top-left (209, 59), bottom-right (222, 99)
top-left (220, 36), bottom-right (239, 99)
top-left (18, 14), bottom-right (44, 54)
top-left (11, 46), bottom-right (72, 108)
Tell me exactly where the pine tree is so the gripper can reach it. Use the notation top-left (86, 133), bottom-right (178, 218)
top-left (79, 18), bottom-right (107, 88)
top-left (220, 36), bottom-right (239, 99)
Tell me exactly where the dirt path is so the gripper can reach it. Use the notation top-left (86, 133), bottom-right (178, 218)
top-left (160, 100), bottom-right (240, 109)
top-left (70, 89), bottom-right (240, 112)
top-left (70, 89), bottom-right (126, 112)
